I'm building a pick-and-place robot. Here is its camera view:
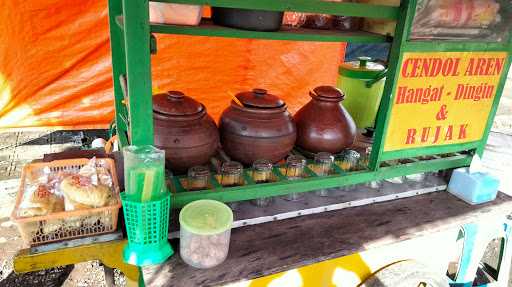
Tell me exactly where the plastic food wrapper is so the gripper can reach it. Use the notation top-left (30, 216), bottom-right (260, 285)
top-left (283, 12), bottom-right (307, 27)
top-left (17, 183), bottom-right (65, 218)
top-left (411, 0), bottom-right (511, 41)
top-left (17, 157), bottom-right (114, 217)
top-left (78, 157), bottom-right (113, 188)
top-left (62, 157), bottom-right (114, 210)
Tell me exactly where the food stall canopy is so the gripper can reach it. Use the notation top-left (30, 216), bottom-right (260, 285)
top-left (0, 0), bottom-right (343, 130)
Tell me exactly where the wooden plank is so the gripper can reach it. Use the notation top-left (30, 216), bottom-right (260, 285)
top-left (143, 191), bottom-right (512, 286)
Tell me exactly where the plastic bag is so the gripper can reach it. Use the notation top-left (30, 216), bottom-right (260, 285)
top-left (61, 157), bottom-right (114, 210)
top-left (414, 0), bottom-right (500, 28)
top-left (18, 168), bottom-right (65, 217)
top-left (411, 0), bottom-right (509, 40)
top-left (283, 12), bottom-right (307, 27)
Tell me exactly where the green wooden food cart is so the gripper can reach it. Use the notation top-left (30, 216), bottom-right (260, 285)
top-left (13, 0), bottom-right (512, 286)
top-left (108, 0), bottom-right (511, 207)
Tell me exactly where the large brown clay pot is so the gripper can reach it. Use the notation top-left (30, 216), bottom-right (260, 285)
top-left (219, 88), bottom-right (296, 165)
top-left (294, 86), bottom-right (356, 154)
top-left (153, 91), bottom-right (219, 173)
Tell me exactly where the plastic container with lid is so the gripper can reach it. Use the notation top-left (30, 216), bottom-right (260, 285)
top-left (337, 57), bottom-right (387, 130)
top-left (179, 200), bottom-right (234, 269)
top-left (149, 2), bottom-right (203, 26)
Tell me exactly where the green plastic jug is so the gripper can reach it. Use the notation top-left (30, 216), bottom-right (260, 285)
top-left (337, 57), bottom-right (387, 130)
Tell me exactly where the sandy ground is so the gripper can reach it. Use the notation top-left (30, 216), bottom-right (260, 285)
top-left (0, 71), bottom-right (510, 286)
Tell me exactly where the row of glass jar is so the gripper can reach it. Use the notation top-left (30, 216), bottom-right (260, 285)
top-left (185, 149), bottom-right (364, 192)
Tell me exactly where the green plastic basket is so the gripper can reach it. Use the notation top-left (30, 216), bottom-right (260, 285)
top-left (121, 193), bottom-right (174, 266)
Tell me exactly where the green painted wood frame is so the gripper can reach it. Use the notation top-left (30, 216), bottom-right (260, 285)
top-left (115, 0), bottom-right (155, 146)
top-left (107, 0), bottom-right (511, 206)
top-left (371, 0), bottom-right (512, 166)
top-left (107, 0), bottom-right (129, 147)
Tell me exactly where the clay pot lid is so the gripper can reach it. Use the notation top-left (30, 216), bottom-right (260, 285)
top-left (310, 86), bottom-right (345, 102)
top-left (153, 91), bottom-right (204, 116)
top-left (235, 88), bottom-right (285, 109)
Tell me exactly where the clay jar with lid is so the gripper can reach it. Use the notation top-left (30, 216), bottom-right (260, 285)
top-left (153, 91), bottom-right (219, 173)
top-left (219, 88), bottom-right (296, 165)
top-left (294, 86), bottom-right (356, 154)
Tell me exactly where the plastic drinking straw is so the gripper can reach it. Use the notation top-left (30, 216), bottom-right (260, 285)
top-left (141, 168), bottom-right (155, 202)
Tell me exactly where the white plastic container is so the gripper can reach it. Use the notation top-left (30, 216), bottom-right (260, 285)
top-left (149, 2), bottom-right (203, 26)
top-left (179, 200), bottom-right (233, 269)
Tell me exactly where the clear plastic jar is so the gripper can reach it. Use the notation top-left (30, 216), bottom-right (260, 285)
top-left (187, 166), bottom-right (210, 191)
top-left (220, 161), bottom-right (243, 187)
top-left (284, 155), bottom-right (307, 201)
top-left (337, 149), bottom-right (360, 171)
top-left (123, 145), bottom-right (166, 202)
top-left (314, 152), bottom-right (334, 197)
top-left (251, 159), bottom-right (274, 207)
top-left (252, 159), bottom-right (273, 183)
top-left (179, 200), bottom-right (233, 269)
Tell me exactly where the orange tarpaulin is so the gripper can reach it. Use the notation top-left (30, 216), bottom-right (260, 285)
top-left (0, 1), bottom-right (343, 130)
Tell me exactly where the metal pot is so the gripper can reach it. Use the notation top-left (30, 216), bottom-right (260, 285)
top-left (212, 8), bottom-right (284, 32)
top-left (294, 86), bottom-right (356, 154)
top-left (153, 91), bottom-right (219, 173)
top-left (219, 88), bottom-right (296, 165)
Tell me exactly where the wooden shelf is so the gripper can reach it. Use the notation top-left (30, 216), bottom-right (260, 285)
top-left (149, 20), bottom-right (391, 43)
top-left (151, 0), bottom-right (399, 20)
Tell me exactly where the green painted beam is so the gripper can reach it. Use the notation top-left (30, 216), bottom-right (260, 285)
top-left (152, 0), bottom-right (399, 19)
top-left (171, 154), bottom-right (471, 208)
top-left (150, 21), bottom-right (389, 43)
top-left (381, 141), bottom-right (479, 161)
top-left (107, 0), bottom-right (129, 147)
top-left (369, 0), bottom-right (417, 170)
top-left (122, 0), bottom-right (154, 146)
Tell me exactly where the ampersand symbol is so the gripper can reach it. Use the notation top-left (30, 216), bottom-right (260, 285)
top-left (436, 104), bottom-right (448, 121)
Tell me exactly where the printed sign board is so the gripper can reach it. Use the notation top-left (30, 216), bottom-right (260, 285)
top-left (384, 51), bottom-right (507, 151)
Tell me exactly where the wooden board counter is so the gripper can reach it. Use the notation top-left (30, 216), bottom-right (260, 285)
top-left (143, 191), bottom-right (512, 286)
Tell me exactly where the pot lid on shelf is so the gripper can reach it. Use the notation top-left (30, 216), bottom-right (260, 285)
top-left (339, 56), bottom-right (386, 79)
top-left (235, 88), bottom-right (285, 109)
top-left (153, 91), bottom-right (204, 117)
